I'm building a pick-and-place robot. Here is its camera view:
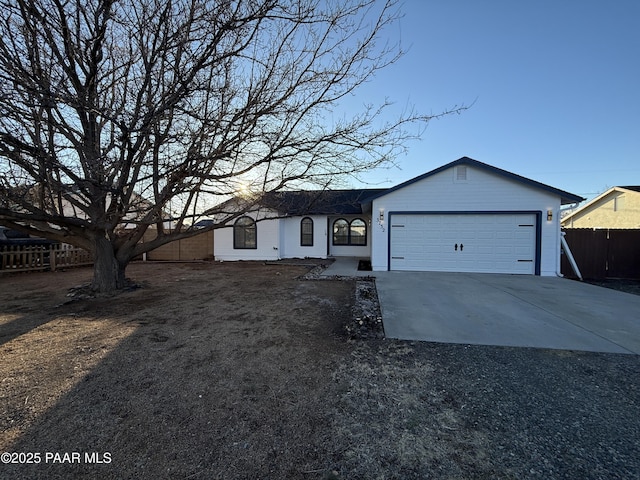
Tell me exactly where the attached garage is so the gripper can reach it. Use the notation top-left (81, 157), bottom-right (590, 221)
top-left (368, 157), bottom-right (584, 276)
top-left (389, 212), bottom-right (540, 274)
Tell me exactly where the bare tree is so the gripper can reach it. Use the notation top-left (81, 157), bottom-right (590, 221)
top-left (0, 0), bottom-right (463, 292)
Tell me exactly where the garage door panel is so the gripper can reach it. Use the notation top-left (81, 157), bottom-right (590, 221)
top-left (515, 231), bottom-right (533, 241)
top-left (515, 246), bottom-right (533, 256)
top-left (495, 245), bottom-right (516, 254)
top-left (477, 231), bottom-right (495, 240)
top-left (390, 213), bottom-right (536, 274)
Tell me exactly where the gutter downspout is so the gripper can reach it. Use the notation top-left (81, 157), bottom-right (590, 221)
top-left (560, 231), bottom-right (583, 281)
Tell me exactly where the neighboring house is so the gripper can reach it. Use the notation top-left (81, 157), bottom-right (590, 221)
top-left (561, 186), bottom-right (640, 229)
top-left (213, 157), bottom-right (584, 276)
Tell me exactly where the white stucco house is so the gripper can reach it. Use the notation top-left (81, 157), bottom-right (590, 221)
top-left (213, 157), bottom-right (584, 276)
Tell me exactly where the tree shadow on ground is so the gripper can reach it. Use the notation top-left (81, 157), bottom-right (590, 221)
top-left (0, 263), bottom-right (354, 480)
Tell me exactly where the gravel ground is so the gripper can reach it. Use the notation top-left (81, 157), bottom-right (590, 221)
top-left (331, 340), bottom-right (640, 479)
top-left (585, 278), bottom-right (640, 296)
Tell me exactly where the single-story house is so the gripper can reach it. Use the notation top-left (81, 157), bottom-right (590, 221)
top-left (561, 186), bottom-right (640, 229)
top-left (213, 157), bottom-right (584, 276)
top-left (212, 188), bottom-right (384, 262)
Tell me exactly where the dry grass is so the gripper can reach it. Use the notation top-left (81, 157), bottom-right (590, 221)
top-left (1, 262), bottom-right (638, 479)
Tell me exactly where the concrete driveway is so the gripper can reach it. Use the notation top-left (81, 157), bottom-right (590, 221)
top-left (375, 272), bottom-right (640, 354)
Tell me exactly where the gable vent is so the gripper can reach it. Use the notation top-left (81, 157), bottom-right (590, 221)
top-left (456, 166), bottom-right (468, 181)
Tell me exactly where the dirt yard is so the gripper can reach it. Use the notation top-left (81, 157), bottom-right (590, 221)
top-left (1, 261), bottom-right (639, 479)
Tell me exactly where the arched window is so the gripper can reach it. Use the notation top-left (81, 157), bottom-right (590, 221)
top-left (233, 216), bottom-right (256, 249)
top-left (332, 218), bottom-right (367, 246)
top-left (300, 217), bottom-right (314, 246)
top-left (350, 218), bottom-right (367, 245)
top-left (332, 218), bottom-right (349, 245)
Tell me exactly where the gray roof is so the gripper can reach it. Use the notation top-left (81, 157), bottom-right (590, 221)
top-left (207, 158), bottom-right (584, 217)
top-left (364, 157), bottom-right (585, 205)
top-left (261, 189), bottom-right (386, 215)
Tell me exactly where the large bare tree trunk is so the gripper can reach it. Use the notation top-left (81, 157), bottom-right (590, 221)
top-left (92, 236), bottom-right (127, 292)
top-left (0, 0), bottom-right (460, 295)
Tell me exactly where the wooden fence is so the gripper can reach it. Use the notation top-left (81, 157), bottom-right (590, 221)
top-left (561, 228), bottom-right (640, 280)
top-left (0, 244), bottom-right (93, 273)
top-left (141, 229), bottom-right (214, 261)
top-left (1, 229), bottom-right (214, 274)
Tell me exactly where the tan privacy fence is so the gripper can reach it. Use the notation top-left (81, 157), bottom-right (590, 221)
top-left (141, 230), bottom-right (214, 261)
top-left (0, 244), bottom-right (93, 273)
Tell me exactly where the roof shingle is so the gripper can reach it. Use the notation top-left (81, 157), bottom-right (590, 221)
top-left (261, 189), bottom-right (385, 215)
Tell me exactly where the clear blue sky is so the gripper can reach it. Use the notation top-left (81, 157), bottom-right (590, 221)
top-left (350, 0), bottom-right (640, 202)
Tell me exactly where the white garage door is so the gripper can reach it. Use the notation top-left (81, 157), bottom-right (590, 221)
top-left (390, 213), bottom-right (537, 274)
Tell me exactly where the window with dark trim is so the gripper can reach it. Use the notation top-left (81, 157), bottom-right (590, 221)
top-left (233, 216), bottom-right (257, 249)
top-left (332, 218), bottom-right (367, 246)
top-left (350, 218), bottom-right (366, 245)
top-left (332, 218), bottom-right (349, 245)
top-left (300, 217), bottom-right (313, 246)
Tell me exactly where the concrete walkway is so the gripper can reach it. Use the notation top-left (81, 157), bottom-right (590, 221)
top-left (375, 271), bottom-right (640, 354)
top-left (319, 257), bottom-right (374, 277)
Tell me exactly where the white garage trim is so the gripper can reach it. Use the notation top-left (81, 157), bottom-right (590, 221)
top-left (387, 211), bottom-right (542, 274)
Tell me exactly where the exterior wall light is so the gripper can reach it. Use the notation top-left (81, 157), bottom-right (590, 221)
top-left (379, 209), bottom-right (384, 222)
top-left (547, 209), bottom-right (553, 221)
